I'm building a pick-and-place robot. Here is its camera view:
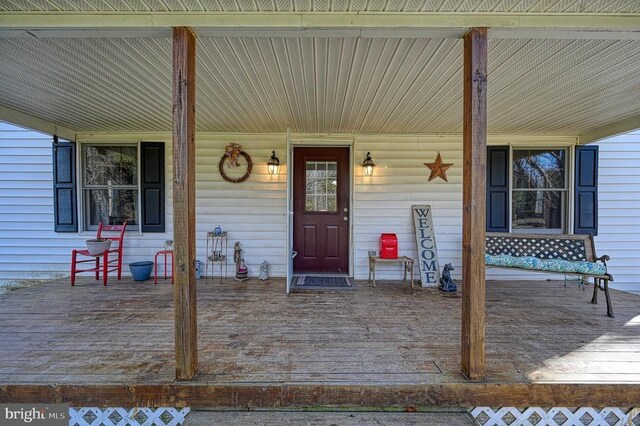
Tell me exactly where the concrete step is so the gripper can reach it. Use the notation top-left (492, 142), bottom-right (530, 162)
top-left (183, 410), bottom-right (477, 425)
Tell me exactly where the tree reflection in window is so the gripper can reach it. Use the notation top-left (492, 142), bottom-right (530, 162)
top-left (512, 149), bottom-right (567, 232)
top-left (83, 145), bottom-right (138, 229)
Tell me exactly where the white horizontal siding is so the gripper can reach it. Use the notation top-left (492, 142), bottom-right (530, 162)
top-left (191, 134), bottom-right (287, 277)
top-left (0, 124), bottom-right (64, 281)
top-left (0, 122), bottom-right (286, 282)
top-left (2, 120), bottom-right (637, 291)
top-left (595, 130), bottom-right (640, 291)
top-left (353, 135), bottom-right (572, 282)
top-left (353, 135), bottom-right (462, 280)
top-left (0, 122), bottom-right (174, 282)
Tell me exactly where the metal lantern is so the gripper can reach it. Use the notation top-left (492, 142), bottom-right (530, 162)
top-left (362, 152), bottom-right (375, 176)
top-left (267, 151), bottom-right (280, 175)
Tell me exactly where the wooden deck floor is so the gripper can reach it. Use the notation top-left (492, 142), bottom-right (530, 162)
top-left (1, 277), bottom-right (639, 407)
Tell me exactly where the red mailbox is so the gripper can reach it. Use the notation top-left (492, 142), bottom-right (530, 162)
top-left (379, 233), bottom-right (398, 259)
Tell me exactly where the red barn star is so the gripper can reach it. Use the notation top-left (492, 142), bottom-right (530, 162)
top-left (424, 152), bottom-right (453, 182)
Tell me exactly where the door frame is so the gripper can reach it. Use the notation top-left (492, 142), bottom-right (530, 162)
top-left (289, 136), bottom-right (355, 278)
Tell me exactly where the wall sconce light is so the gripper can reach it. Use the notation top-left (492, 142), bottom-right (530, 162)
top-left (362, 152), bottom-right (375, 176)
top-left (267, 151), bottom-right (280, 175)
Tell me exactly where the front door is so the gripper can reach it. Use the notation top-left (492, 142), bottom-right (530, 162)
top-left (293, 147), bottom-right (350, 274)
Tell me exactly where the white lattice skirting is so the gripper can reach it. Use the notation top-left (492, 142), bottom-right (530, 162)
top-left (69, 407), bottom-right (191, 426)
top-left (471, 407), bottom-right (640, 426)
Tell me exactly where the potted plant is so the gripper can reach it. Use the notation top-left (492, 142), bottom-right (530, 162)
top-left (85, 238), bottom-right (112, 256)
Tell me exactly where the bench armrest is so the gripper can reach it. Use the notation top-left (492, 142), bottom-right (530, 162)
top-left (596, 254), bottom-right (610, 264)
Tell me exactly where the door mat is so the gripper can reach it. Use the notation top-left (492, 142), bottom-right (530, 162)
top-left (294, 275), bottom-right (352, 288)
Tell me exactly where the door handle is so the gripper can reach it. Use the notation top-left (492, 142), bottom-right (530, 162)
top-left (343, 216), bottom-right (348, 222)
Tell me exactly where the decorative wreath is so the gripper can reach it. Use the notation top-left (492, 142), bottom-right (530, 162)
top-left (219, 143), bottom-right (253, 183)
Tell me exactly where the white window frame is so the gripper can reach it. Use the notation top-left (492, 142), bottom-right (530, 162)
top-left (78, 143), bottom-right (141, 232)
top-left (509, 146), bottom-right (571, 235)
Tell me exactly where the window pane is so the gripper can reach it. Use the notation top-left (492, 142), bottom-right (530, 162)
top-left (85, 189), bottom-right (137, 226)
top-left (305, 161), bottom-right (337, 212)
top-left (305, 195), bottom-right (315, 211)
top-left (512, 190), bottom-right (564, 230)
top-left (84, 146), bottom-right (137, 186)
top-left (513, 149), bottom-right (565, 189)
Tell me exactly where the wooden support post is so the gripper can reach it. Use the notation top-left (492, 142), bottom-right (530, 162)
top-left (172, 26), bottom-right (198, 381)
top-left (461, 27), bottom-right (488, 380)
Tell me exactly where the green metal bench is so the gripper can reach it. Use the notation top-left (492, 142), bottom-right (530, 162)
top-left (485, 232), bottom-right (614, 318)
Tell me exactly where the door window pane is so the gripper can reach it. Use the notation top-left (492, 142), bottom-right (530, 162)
top-left (305, 161), bottom-right (337, 212)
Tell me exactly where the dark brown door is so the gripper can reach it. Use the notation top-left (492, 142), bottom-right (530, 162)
top-left (293, 147), bottom-right (350, 274)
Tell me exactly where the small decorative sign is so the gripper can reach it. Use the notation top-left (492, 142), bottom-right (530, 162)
top-left (412, 205), bottom-right (440, 287)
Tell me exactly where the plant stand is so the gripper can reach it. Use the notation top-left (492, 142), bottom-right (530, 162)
top-left (206, 231), bottom-right (228, 283)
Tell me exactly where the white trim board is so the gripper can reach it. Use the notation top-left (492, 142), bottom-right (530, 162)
top-left (1, 12), bottom-right (640, 40)
top-left (0, 105), bottom-right (76, 142)
top-left (75, 132), bottom-right (578, 145)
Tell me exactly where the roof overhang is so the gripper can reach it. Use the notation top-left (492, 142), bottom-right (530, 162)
top-left (0, 105), bottom-right (76, 141)
top-left (579, 114), bottom-right (640, 144)
top-left (0, 10), bottom-right (639, 138)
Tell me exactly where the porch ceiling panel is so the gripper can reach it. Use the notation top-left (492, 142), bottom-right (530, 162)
top-left (0, 36), bottom-right (639, 135)
top-left (1, 0), bottom-right (639, 13)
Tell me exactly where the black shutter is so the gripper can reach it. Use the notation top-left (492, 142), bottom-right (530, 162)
top-left (486, 146), bottom-right (510, 232)
top-left (574, 145), bottom-right (599, 235)
top-left (53, 137), bottom-right (77, 232)
top-left (140, 142), bottom-right (165, 233)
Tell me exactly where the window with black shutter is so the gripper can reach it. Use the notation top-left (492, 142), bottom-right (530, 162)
top-left (69, 141), bottom-right (165, 233)
top-left (574, 145), bottom-right (599, 235)
top-left (486, 145), bottom-right (599, 235)
top-left (53, 137), bottom-right (78, 232)
top-left (140, 142), bottom-right (165, 233)
top-left (486, 146), bottom-right (509, 232)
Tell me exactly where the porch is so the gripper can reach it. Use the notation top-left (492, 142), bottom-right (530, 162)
top-left (1, 277), bottom-right (639, 407)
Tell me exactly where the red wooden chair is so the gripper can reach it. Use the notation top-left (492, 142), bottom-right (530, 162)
top-left (71, 222), bottom-right (127, 286)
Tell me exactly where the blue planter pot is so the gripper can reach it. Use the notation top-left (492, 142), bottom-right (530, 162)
top-left (129, 261), bottom-right (154, 281)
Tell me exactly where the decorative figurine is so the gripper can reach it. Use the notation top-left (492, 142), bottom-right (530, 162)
top-left (163, 240), bottom-right (173, 251)
top-left (259, 261), bottom-right (269, 281)
top-left (439, 263), bottom-right (457, 292)
top-left (233, 241), bottom-right (249, 281)
top-left (213, 225), bottom-right (223, 236)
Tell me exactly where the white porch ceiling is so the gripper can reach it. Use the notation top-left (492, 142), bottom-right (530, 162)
top-left (1, 0), bottom-right (639, 13)
top-left (0, 35), bottom-right (639, 135)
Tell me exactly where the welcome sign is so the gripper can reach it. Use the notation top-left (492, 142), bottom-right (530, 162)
top-left (412, 205), bottom-right (440, 287)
